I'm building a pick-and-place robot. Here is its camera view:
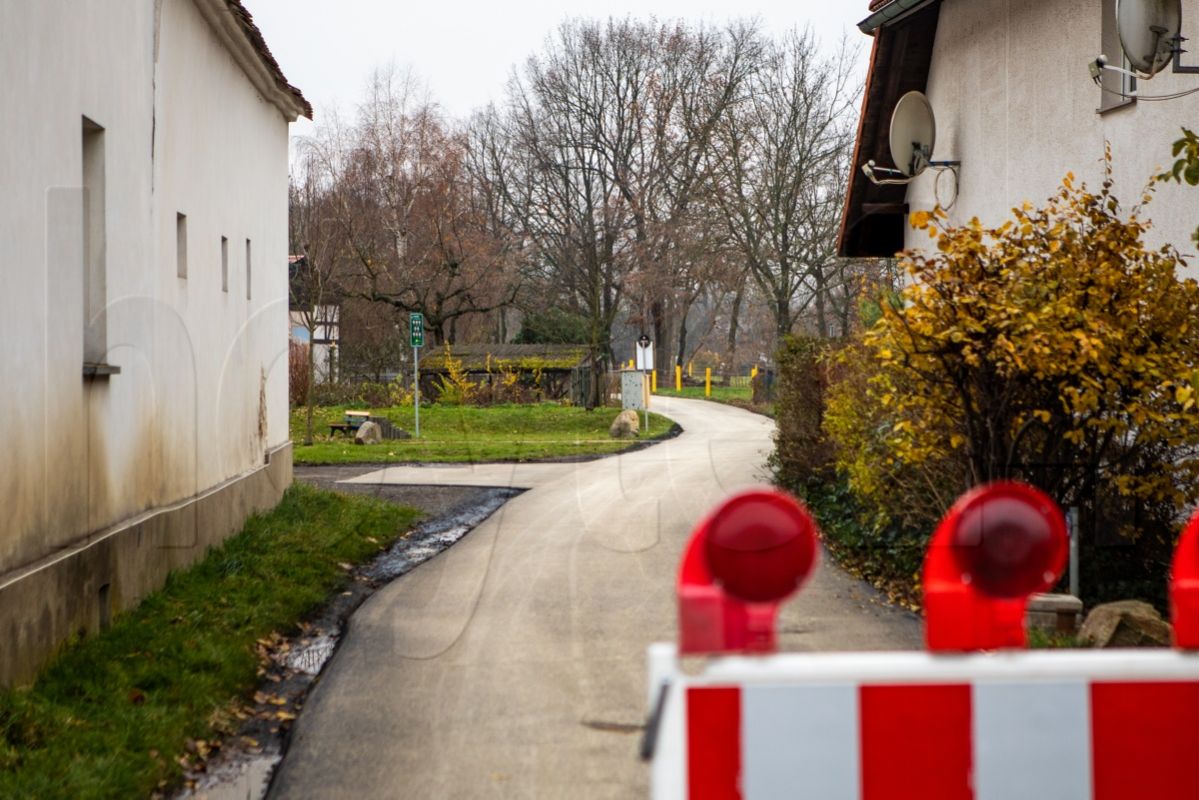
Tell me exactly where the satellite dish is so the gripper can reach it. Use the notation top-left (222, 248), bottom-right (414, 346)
top-left (1116, 0), bottom-right (1182, 76)
top-left (889, 91), bottom-right (937, 177)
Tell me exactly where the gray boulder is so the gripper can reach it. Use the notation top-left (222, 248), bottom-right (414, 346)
top-left (1078, 600), bottom-right (1172, 648)
top-left (354, 420), bottom-right (384, 445)
top-left (609, 409), bottom-right (640, 439)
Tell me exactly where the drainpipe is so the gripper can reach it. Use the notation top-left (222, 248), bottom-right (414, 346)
top-left (858, 0), bottom-right (939, 34)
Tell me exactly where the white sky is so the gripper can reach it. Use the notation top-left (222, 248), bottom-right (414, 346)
top-left (244, 0), bottom-right (873, 139)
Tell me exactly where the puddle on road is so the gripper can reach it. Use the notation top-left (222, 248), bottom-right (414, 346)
top-left (176, 753), bottom-right (279, 800)
top-left (171, 486), bottom-right (521, 800)
top-left (365, 486), bottom-right (522, 582)
top-left (284, 631), bottom-right (339, 675)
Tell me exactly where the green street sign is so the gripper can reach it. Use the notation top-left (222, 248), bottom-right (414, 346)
top-left (410, 312), bottom-right (425, 348)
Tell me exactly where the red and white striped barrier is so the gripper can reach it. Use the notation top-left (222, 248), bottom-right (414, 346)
top-left (645, 485), bottom-right (1199, 799)
top-left (649, 647), bottom-right (1199, 799)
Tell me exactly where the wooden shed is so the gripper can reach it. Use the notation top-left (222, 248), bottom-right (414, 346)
top-left (418, 343), bottom-right (593, 404)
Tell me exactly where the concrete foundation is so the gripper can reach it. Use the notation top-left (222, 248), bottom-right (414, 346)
top-left (0, 443), bottom-right (292, 688)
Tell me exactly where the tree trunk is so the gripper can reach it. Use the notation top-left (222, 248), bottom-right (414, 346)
top-left (726, 282), bottom-right (744, 360)
top-left (776, 293), bottom-right (792, 342)
top-left (304, 327), bottom-right (316, 446)
top-left (814, 268), bottom-right (828, 339)
top-left (676, 297), bottom-right (692, 368)
top-left (587, 350), bottom-right (603, 410)
top-left (651, 297), bottom-right (668, 388)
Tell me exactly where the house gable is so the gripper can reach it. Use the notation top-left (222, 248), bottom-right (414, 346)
top-left (838, 2), bottom-right (942, 257)
top-left (190, 0), bottom-right (312, 121)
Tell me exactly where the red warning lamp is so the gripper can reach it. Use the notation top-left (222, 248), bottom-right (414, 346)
top-left (924, 482), bottom-right (1067, 652)
top-left (1170, 509), bottom-right (1199, 649)
top-left (678, 489), bottom-right (819, 655)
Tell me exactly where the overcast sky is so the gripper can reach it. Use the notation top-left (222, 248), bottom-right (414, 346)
top-left (245, 0), bottom-right (872, 139)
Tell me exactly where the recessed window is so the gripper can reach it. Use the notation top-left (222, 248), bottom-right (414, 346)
top-left (221, 235), bottom-right (229, 292)
top-left (82, 116), bottom-right (106, 364)
top-left (1101, 0), bottom-right (1137, 110)
top-left (176, 213), bottom-right (188, 278)
top-left (245, 238), bottom-right (252, 300)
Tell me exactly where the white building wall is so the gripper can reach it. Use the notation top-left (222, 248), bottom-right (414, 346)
top-left (0, 0), bottom-right (297, 681)
top-left (1, 0), bottom-right (160, 572)
top-left (905, 0), bottom-right (1199, 266)
top-left (154, 0), bottom-right (292, 492)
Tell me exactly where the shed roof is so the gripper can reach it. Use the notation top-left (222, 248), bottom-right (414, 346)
top-left (420, 344), bottom-right (590, 372)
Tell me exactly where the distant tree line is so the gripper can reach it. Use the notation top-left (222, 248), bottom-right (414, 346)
top-left (289, 18), bottom-right (884, 405)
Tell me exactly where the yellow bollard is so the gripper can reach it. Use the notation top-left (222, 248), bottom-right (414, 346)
top-left (705, 368), bottom-right (712, 397)
top-left (651, 370), bottom-right (657, 393)
top-left (675, 365), bottom-right (682, 391)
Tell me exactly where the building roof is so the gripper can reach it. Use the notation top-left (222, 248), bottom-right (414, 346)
top-left (421, 344), bottom-right (590, 372)
top-left (838, 1), bottom-right (942, 257)
top-left (193, 0), bottom-right (312, 121)
top-left (227, 1), bottom-right (311, 118)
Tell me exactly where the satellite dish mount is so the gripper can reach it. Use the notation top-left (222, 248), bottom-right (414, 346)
top-left (862, 91), bottom-right (960, 207)
top-left (1090, 0), bottom-right (1199, 100)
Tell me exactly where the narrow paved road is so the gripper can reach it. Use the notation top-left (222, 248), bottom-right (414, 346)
top-left (271, 397), bottom-right (920, 798)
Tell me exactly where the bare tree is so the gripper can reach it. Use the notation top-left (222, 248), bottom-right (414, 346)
top-left (288, 162), bottom-right (344, 445)
top-left (470, 19), bottom-right (766, 400)
top-left (708, 30), bottom-right (861, 341)
top-left (309, 68), bottom-right (518, 346)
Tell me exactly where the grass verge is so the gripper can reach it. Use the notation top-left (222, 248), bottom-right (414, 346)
top-left (291, 402), bottom-right (676, 464)
top-left (1028, 629), bottom-right (1085, 649)
top-left (0, 483), bottom-right (419, 799)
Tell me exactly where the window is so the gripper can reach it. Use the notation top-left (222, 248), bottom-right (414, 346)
top-left (1101, 0), bottom-right (1137, 110)
top-left (221, 235), bottom-right (229, 292)
top-left (245, 238), bottom-right (252, 300)
top-left (82, 117), bottom-right (106, 365)
top-left (176, 213), bottom-right (188, 278)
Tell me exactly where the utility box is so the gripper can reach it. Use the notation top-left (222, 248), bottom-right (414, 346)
top-left (621, 370), bottom-right (649, 411)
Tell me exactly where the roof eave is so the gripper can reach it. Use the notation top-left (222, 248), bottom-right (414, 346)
top-left (192, 0), bottom-right (312, 121)
top-left (858, 0), bottom-right (940, 34)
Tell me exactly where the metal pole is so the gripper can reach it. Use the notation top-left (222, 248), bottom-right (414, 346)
top-left (643, 371), bottom-right (649, 433)
top-left (1068, 506), bottom-right (1079, 598)
top-left (413, 345), bottom-right (421, 438)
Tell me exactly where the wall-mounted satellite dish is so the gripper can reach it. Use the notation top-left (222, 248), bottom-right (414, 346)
top-left (861, 90), bottom-right (958, 195)
top-left (1116, 0), bottom-right (1182, 76)
top-left (889, 91), bottom-right (937, 177)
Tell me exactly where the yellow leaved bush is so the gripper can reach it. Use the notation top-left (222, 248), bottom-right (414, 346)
top-left (826, 155), bottom-right (1199, 531)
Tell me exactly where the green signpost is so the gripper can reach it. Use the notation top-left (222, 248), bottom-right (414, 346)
top-left (410, 312), bottom-right (424, 437)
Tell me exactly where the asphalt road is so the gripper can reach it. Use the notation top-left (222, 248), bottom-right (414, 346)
top-left (270, 396), bottom-right (921, 799)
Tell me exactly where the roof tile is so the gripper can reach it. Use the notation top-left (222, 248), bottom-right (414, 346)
top-left (226, 1), bottom-right (312, 119)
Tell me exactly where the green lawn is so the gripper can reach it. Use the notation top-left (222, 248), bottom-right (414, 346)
top-left (656, 384), bottom-right (752, 403)
top-left (0, 484), bottom-right (419, 799)
top-left (291, 403), bottom-right (677, 464)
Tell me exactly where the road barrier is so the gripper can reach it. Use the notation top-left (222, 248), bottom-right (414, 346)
top-left (645, 485), bottom-right (1199, 799)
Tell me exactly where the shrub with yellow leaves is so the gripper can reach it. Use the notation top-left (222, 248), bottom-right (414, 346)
top-left (829, 156), bottom-right (1199, 554)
